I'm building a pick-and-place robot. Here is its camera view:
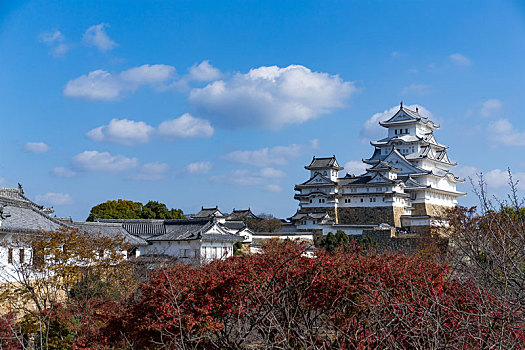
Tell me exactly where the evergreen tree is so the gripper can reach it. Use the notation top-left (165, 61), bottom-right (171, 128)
top-left (320, 230), bottom-right (350, 252)
top-left (87, 199), bottom-right (185, 221)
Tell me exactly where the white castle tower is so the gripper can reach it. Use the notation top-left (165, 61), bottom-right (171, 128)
top-left (292, 103), bottom-right (465, 234)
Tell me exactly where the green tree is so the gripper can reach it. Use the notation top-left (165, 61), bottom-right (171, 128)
top-left (142, 201), bottom-right (185, 219)
top-left (86, 199), bottom-right (143, 221)
top-left (244, 214), bottom-right (282, 233)
top-left (320, 230), bottom-right (350, 252)
top-left (86, 199), bottom-right (185, 221)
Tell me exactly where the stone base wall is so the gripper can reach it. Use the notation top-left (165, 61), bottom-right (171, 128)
top-left (412, 203), bottom-right (450, 217)
top-left (406, 225), bottom-right (431, 235)
top-left (337, 207), bottom-right (396, 226)
top-left (359, 228), bottom-right (448, 254)
top-left (393, 207), bottom-right (404, 227)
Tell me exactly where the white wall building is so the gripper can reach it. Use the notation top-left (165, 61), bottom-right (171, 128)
top-left (292, 103), bottom-right (465, 235)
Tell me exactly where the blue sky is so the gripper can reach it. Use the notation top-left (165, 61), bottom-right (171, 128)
top-left (1, 0), bottom-right (525, 219)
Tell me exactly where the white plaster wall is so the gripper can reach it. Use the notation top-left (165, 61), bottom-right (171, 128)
top-left (201, 241), bottom-right (233, 261)
top-left (322, 226), bottom-right (365, 235)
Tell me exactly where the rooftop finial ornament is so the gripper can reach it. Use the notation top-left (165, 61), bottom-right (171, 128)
top-left (400, 101), bottom-right (403, 109)
top-left (416, 106), bottom-right (419, 113)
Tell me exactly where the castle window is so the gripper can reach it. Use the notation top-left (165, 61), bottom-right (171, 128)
top-left (8, 248), bottom-right (13, 264)
top-left (19, 249), bottom-right (24, 264)
top-left (360, 198), bottom-right (363, 203)
top-left (370, 198), bottom-right (376, 203)
top-left (309, 199), bottom-right (312, 203)
top-left (405, 128), bottom-right (408, 134)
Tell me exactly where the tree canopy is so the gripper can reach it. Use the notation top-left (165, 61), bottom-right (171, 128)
top-left (86, 199), bottom-right (185, 221)
top-left (320, 230), bottom-right (351, 252)
top-left (244, 214), bottom-right (283, 232)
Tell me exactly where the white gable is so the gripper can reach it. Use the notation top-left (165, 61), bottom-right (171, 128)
top-left (368, 173), bottom-right (392, 183)
top-left (303, 173), bottom-right (334, 185)
top-left (389, 110), bottom-right (414, 122)
top-left (383, 150), bottom-right (425, 175)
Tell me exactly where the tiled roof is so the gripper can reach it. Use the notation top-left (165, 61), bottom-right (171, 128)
top-left (71, 221), bottom-right (149, 246)
top-left (226, 209), bottom-right (257, 221)
top-left (380, 106), bottom-right (438, 128)
top-left (0, 187), bottom-right (54, 214)
top-left (0, 204), bottom-right (65, 233)
top-left (221, 221), bottom-right (246, 230)
top-left (305, 156), bottom-right (343, 170)
top-left (147, 219), bottom-right (242, 242)
top-left (289, 211), bottom-right (332, 221)
top-left (192, 206), bottom-right (224, 218)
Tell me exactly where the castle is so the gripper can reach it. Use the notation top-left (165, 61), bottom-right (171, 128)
top-left (290, 103), bottom-right (465, 236)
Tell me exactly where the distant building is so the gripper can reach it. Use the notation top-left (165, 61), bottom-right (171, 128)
top-left (97, 218), bottom-right (245, 263)
top-left (292, 103), bottom-right (465, 235)
top-left (226, 208), bottom-right (258, 221)
top-left (0, 188), bottom-right (248, 278)
top-left (192, 206), bottom-right (225, 220)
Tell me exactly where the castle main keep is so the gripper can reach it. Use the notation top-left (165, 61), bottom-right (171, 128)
top-left (290, 103), bottom-right (465, 235)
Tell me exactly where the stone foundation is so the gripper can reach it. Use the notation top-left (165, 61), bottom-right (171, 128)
top-left (337, 207), bottom-right (398, 226)
top-left (404, 225), bottom-right (431, 235)
top-left (359, 228), bottom-right (448, 254)
top-left (298, 206), bottom-right (405, 227)
top-left (412, 203), bottom-right (450, 217)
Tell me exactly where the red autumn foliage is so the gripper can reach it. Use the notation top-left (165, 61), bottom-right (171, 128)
top-left (0, 312), bottom-right (22, 350)
top-left (101, 240), bottom-right (524, 349)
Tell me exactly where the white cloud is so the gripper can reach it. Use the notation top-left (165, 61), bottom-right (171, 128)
top-left (260, 167), bottom-right (286, 178)
top-left (454, 166), bottom-right (525, 191)
top-left (488, 118), bottom-right (525, 146)
top-left (119, 64), bottom-right (176, 86)
top-left (449, 53), bottom-right (472, 66)
top-left (212, 168), bottom-right (286, 187)
top-left (64, 70), bottom-right (121, 100)
top-left (454, 165), bottom-right (479, 180)
top-left (185, 161), bottom-right (213, 174)
top-left (484, 169), bottom-right (525, 190)
top-left (83, 23), bottom-right (117, 51)
top-left (131, 162), bottom-right (169, 181)
top-left (222, 139), bottom-right (318, 167)
top-left (87, 118), bottom-right (155, 145)
top-left (64, 64), bottom-right (176, 100)
top-left (72, 151), bottom-right (138, 172)
top-left (189, 64), bottom-right (356, 130)
top-left (344, 161), bottom-right (367, 176)
top-left (51, 167), bottom-right (77, 178)
top-left (211, 169), bottom-right (263, 186)
top-left (390, 51), bottom-right (401, 58)
top-left (480, 99), bottom-right (502, 118)
top-left (265, 184), bottom-right (282, 192)
top-left (52, 44), bottom-right (69, 57)
top-left (401, 84), bottom-right (431, 96)
top-left (360, 104), bottom-right (432, 143)
top-left (40, 30), bottom-right (64, 43)
top-left (35, 192), bottom-right (73, 206)
top-left (24, 142), bottom-right (50, 153)
top-left (188, 60), bottom-right (222, 82)
top-left (40, 30), bottom-right (69, 57)
top-left (157, 113), bottom-right (214, 139)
